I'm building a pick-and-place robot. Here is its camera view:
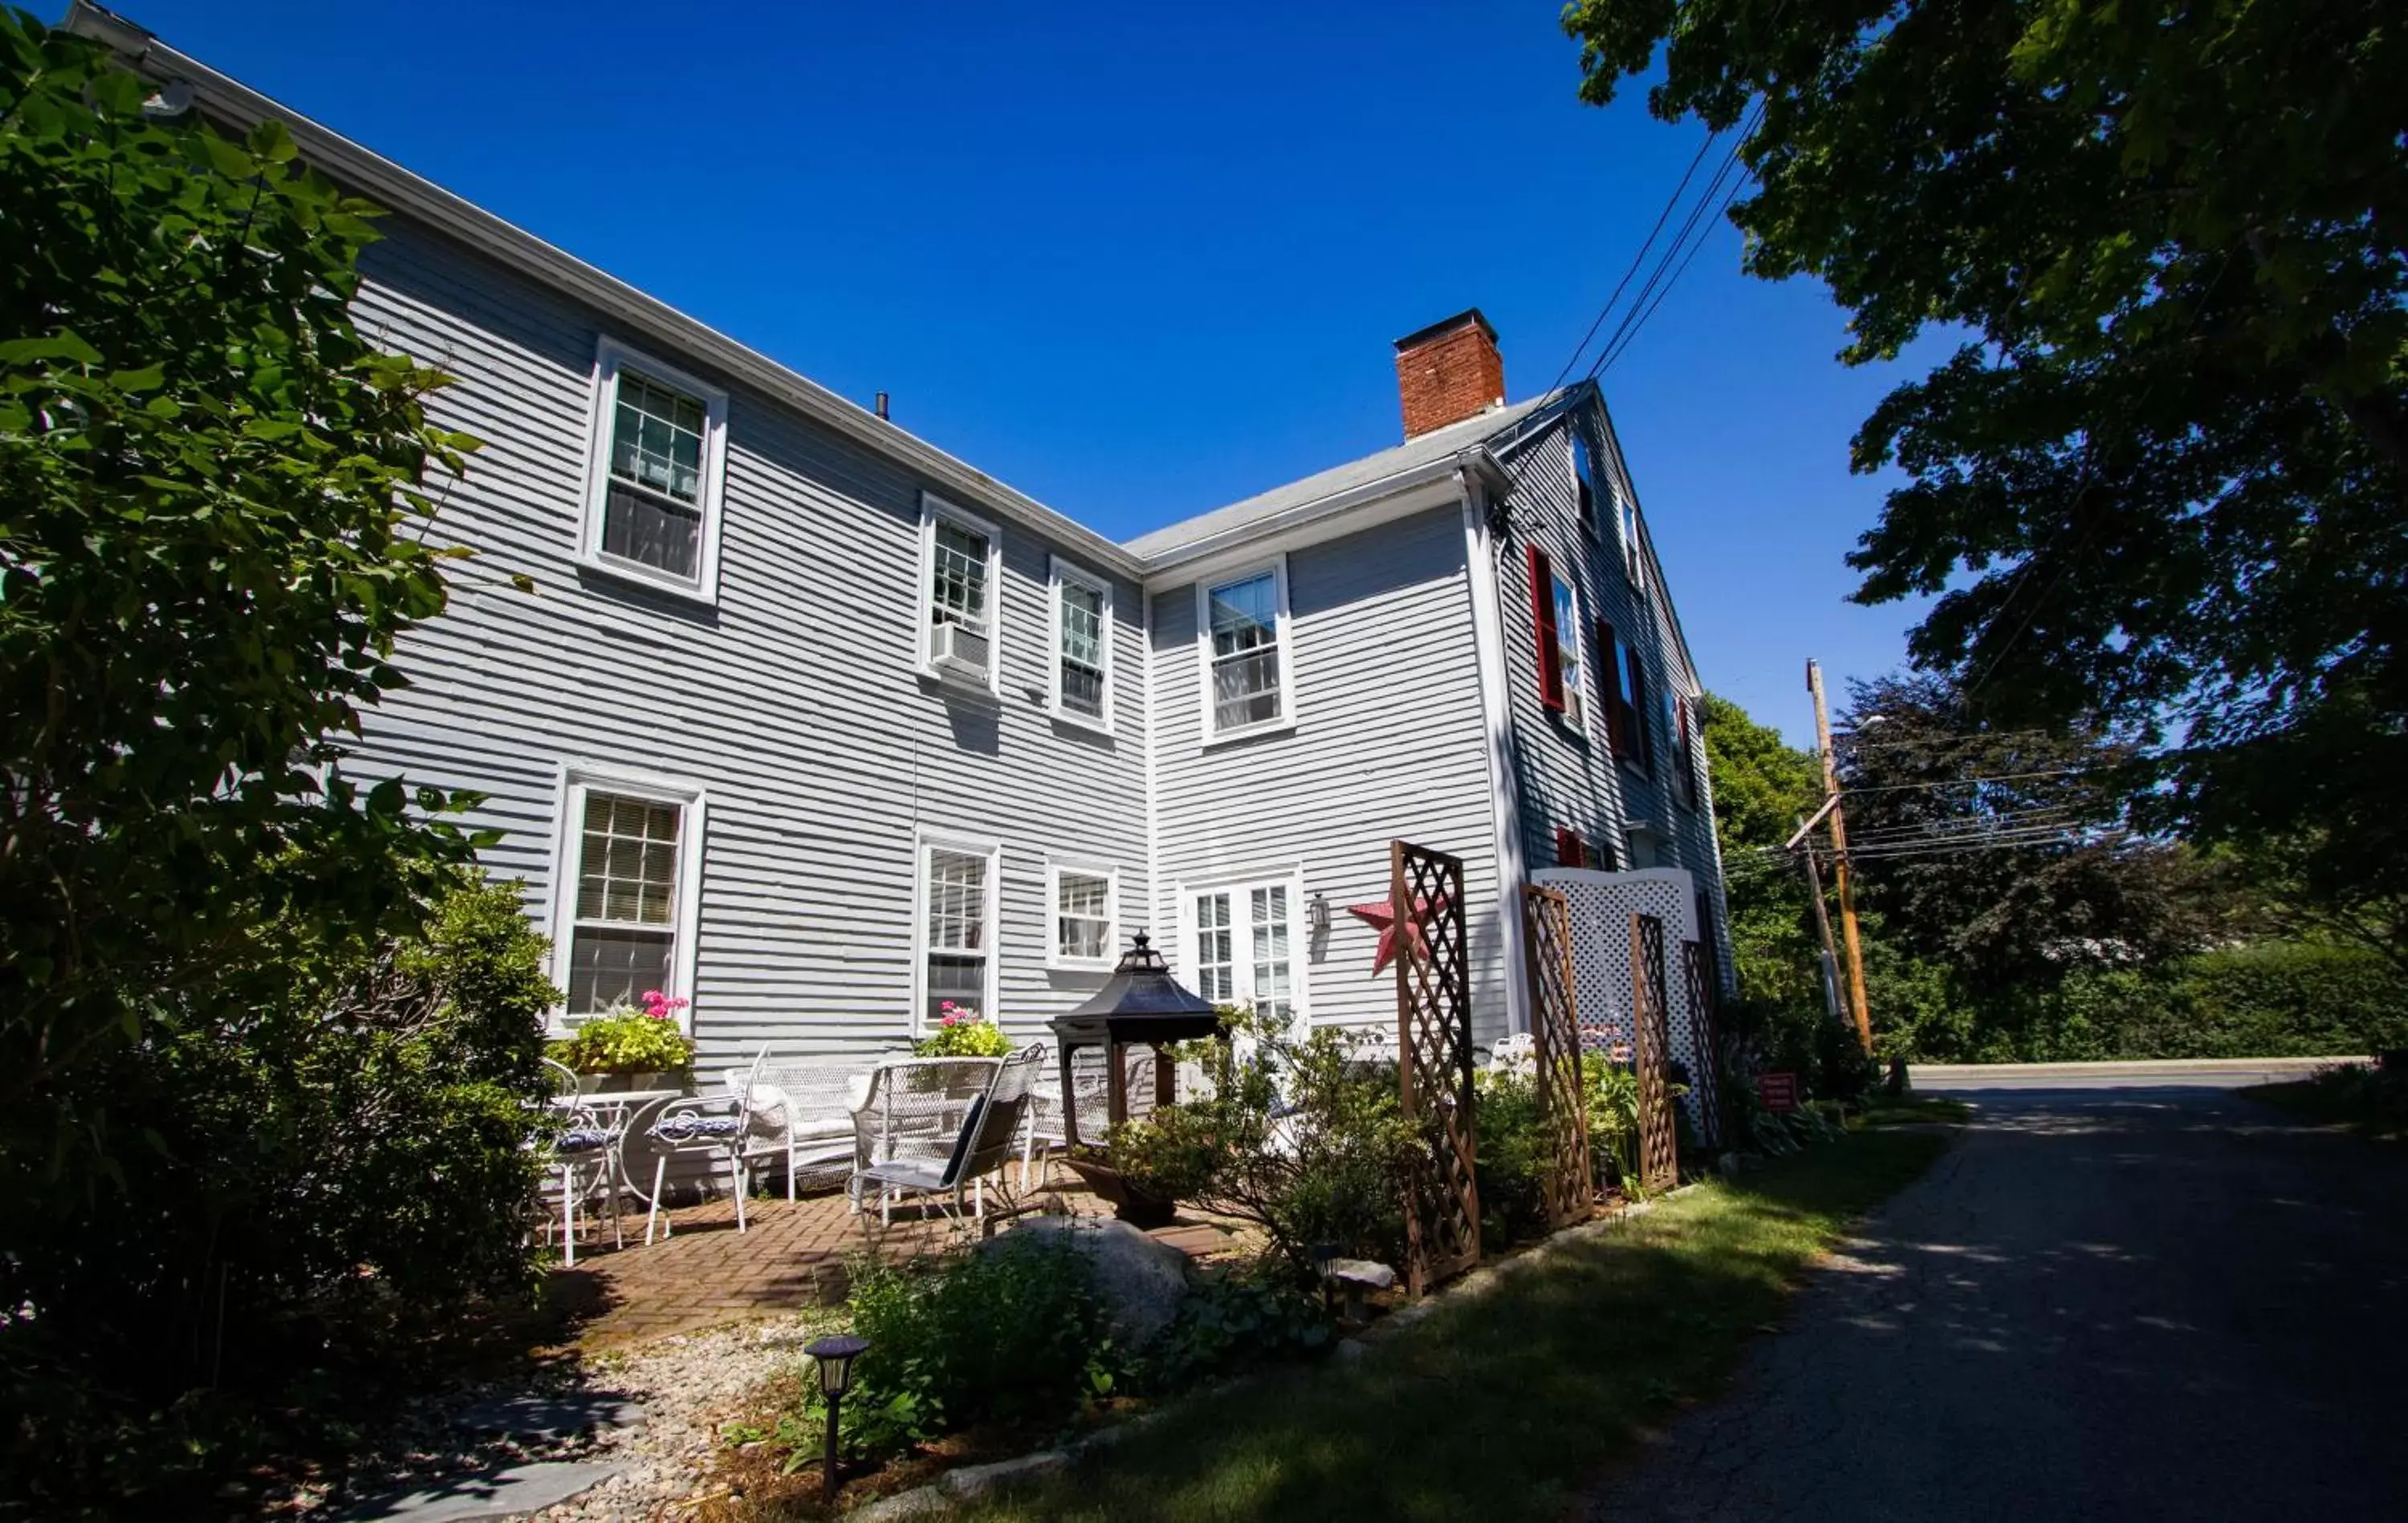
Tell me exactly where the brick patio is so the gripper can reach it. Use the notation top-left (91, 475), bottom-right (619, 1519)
top-left (550, 1178), bottom-right (1247, 1346)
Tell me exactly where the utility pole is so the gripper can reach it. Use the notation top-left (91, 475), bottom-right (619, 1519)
top-left (1808, 660), bottom-right (1873, 1055)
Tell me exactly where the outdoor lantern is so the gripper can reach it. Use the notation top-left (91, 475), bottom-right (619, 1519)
top-left (806, 1334), bottom-right (871, 1505)
top-left (1047, 932), bottom-right (1222, 1149)
top-left (1308, 891), bottom-right (1331, 934)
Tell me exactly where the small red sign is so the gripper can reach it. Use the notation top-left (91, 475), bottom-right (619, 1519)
top-left (1756, 1072), bottom-right (1802, 1114)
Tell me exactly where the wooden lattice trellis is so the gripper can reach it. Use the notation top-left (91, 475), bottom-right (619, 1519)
top-left (1393, 840), bottom-right (1478, 1295)
top-left (1628, 912), bottom-right (1679, 1194)
top-left (1681, 940), bottom-right (1725, 1149)
top-left (1522, 886), bottom-right (1593, 1230)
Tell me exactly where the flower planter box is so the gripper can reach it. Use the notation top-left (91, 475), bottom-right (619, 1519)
top-left (575, 1070), bottom-right (687, 1095)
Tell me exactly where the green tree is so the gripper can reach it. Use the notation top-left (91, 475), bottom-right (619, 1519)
top-left (1837, 672), bottom-right (2230, 985)
top-left (1562, 0), bottom-right (2408, 960)
top-left (0, 14), bottom-right (481, 1168)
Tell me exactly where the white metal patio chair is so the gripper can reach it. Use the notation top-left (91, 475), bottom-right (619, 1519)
top-left (849, 1046), bottom-right (1045, 1229)
top-left (848, 1054), bottom-right (1002, 1223)
top-left (539, 1058), bottom-right (624, 1266)
top-left (623, 1091), bottom-right (746, 1245)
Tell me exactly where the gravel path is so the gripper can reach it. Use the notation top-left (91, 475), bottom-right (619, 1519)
top-left (1586, 1082), bottom-right (2408, 1522)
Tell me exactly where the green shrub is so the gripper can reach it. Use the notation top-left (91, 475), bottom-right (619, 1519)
top-left (1583, 1056), bottom-right (1642, 1188)
top-left (0, 871), bottom-right (559, 1517)
top-left (1133, 1263), bottom-right (1332, 1392)
top-left (841, 1235), bottom-right (1116, 1455)
top-left (1470, 1067), bottom-right (1554, 1246)
top-left (1110, 1010), bottom-right (1421, 1277)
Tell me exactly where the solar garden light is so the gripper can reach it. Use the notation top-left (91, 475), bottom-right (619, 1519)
top-left (806, 1334), bottom-right (870, 1505)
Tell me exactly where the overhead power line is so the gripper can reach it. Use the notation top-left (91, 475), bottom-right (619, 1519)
top-left (1540, 121), bottom-right (1730, 398)
top-left (1588, 102), bottom-right (1765, 379)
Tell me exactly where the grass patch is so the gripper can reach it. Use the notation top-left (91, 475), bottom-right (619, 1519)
top-left (949, 1129), bottom-right (1948, 1523)
top-left (2242, 1063), bottom-right (2408, 1139)
top-left (1849, 1095), bottom-right (1971, 1128)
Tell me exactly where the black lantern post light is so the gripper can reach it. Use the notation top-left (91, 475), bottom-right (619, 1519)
top-left (1047, 932), bottom-right (1224, 1227)
top-left (805, 1334), bottom-right (870, 1506)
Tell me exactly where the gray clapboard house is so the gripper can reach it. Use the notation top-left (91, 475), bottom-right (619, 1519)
top-left (75, 6), bottom-right (1732, 1075)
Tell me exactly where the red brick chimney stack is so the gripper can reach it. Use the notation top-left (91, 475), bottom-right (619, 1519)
top-left (1393, 309), bottom-right (1505, 440)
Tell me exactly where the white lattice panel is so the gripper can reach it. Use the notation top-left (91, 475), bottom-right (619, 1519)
top-left (1530, 867), bottom-right (1714, 1135)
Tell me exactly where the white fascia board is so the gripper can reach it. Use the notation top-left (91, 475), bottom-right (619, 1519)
top-left (73, 6), bottom-right (1145, 583)
top-left (1140, 447), bottom-right (1511, 592)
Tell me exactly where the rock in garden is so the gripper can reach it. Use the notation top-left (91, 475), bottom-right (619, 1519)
top-left (995, 1216), bottom-right (1190, 1348)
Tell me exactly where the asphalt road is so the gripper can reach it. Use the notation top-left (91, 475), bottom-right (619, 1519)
top-left (1588, 1079), bottom-right (2408, 1522)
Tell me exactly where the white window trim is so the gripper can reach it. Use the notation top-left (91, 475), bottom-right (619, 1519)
top-left (1045, 855), bottom-right (1121, 972)
top-left (1551, 565), bottom-right (1588, 736)
top-left (1047, 554), bottom-right (1115, 735)
top-left (917, 491), bottom-right (1005, 697)
top-left (1194, 554), bottom-right (1296, 745)
top-left (1173, 868), bottom-right (1310, 1026)
top-left (544, 761), bottom-right (708, 1037)
top-left (576, 336), bottom-right (730, 605)
top-left (909, 830), bottom-right (1003, 1037)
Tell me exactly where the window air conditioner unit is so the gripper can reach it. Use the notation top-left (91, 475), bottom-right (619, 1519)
top-left (931, 622), bottom-right (990, 681)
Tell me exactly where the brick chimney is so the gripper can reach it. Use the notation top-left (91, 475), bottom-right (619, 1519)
top-left (1393, 308), bottom-right (1504, 439)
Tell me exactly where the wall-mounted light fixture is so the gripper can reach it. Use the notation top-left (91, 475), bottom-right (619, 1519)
top-left (1308, 892), bottom-right (1331, 934)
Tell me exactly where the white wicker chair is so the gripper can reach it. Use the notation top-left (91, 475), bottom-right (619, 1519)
top-left (724, 1050), bottom-right (887, 1200)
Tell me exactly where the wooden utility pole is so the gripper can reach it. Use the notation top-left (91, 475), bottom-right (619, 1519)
top-left (1808, 660), bottom-right (1874, 1054)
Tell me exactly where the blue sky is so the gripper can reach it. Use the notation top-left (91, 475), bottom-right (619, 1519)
top-left (121, 0), bottom-right (1934, 747)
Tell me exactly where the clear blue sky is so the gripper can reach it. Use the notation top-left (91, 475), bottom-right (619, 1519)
top-left (121, 0), bottom-right (1934, 748)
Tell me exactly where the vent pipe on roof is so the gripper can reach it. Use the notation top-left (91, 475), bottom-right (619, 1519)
top-left (874, 392), bottom-right (890, 420)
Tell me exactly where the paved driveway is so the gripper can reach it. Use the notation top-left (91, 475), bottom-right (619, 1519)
top-left (1588, 1079), bottom-right (2408, 1522)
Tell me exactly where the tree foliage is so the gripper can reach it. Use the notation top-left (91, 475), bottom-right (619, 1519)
top-left (0, 11), bottom-right (482, 1174)
top-left (1837, 672), bottom-right (2228, 984)
top-left (1563, 0), bottom-right (2408, 956)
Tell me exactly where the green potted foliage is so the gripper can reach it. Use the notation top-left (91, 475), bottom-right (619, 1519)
top-left (547, 989), bottom-right (697, 1091)
top-left (909, 1001), bottom-right (1013, 1058)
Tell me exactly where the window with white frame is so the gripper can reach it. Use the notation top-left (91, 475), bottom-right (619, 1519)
top-left (1051, 558), bottom-right (1112, 726)
top-left (920, 497), bottom-right (1000, 688)
top-left (1202, 562), bottom-right (1289, 737)
top-left (552, 772), bottom-right (703, 1023)
top-left (1550, 568), bottom-right (1587, 731)
top-left (583, 341), bottom-right (727, 591)
top-left (1050, 862), bottom-right (1117, 966)
top-left (919, 839), bottom-right (997, 1027)
top-left (1620, 491), bottom-right (1645, 591)
top-left (1574, 433), bottom-right (1603, 534)
top-left (1188, 879), bottom-right (1300, 1025)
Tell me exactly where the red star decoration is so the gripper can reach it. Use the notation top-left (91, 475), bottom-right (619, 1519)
top-left (1346, 891), bottom-right (1449, 975)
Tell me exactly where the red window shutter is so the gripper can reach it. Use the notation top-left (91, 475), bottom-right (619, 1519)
top-left (1555, 826), bottom-right (1583, 867)
top-left (1527, 546), bottom-right (1563, 711)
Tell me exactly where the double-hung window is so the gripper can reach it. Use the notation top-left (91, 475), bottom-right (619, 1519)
top-left (1186, 879), bottom-right (1300, 1026)
top-left (551, 767), bottom-right (705, 1026)
top-left (917, 835), bottom-right (999, 1030)
top-left (1526, 546), bottom-right (1585, 730)
top-left (1620, 493), bottom-right (1646, 591)
top-left (920, 494), bottom-right (1002, 692)
top-left (1050, 557), bottom-right (1112, 729)
top-left (581, 339), bottom-right (728, 597)
top-left (1603, 631), bottom-right (1653, 775)
top-left (1200, 559), bottom-right (1291, 738)
top-left (1574, 433), bottom-right (1603, 534)
top-left (1048, 859), bottom-right (1117, 968)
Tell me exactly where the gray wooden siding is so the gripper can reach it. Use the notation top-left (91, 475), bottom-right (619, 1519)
top-left (1493, 399), bottom-right (1729, 961)
top-left (1148, 506), bottom-right (1509, 1039)
top-left (344, 219), bottom-right (1149, 1073)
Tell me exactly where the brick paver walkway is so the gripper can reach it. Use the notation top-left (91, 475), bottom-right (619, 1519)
top-left (552, 1179), bottom-right (1245, 1346)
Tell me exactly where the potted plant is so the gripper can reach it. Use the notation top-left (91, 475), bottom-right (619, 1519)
top-left (548, 989), bottom-right (697, 1092)
top-left (909, 1001), bottom-right (1013, 1058)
